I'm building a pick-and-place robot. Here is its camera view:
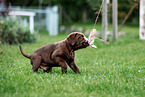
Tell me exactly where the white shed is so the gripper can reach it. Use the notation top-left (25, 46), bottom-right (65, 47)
top-left (9, 11), bottom-right (36, 33)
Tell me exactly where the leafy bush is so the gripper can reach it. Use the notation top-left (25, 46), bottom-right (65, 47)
top-left (0, 17), bottom-right (37, 44)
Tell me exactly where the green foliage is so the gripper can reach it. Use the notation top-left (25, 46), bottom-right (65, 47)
top-left (117, 0), bottom-right (139, 24)
top-left (5, 0), bottom-right (139, 24)
top-left (87, 0), bottom-right (102, 9)
top-left (0, 17), bottom-right (37, 44)
top-left (0, 23), bottom-right (144, 97)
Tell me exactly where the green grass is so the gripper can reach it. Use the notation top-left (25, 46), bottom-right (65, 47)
top-left (0, 23), bottom-right (145, 97)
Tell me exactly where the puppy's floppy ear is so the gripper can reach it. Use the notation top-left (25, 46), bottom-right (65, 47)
top-left (67, 33), bottom-right (77, 46)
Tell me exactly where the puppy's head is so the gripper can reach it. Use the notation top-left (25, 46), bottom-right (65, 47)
top-left (67, 32), bottom-right (89, 50)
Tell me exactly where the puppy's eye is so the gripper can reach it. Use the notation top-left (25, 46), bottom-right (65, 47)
top-left (79, 36), bottom-right (83, 38)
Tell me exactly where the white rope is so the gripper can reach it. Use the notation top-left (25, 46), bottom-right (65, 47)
top-left (88, 0), bottom-right (105, 48)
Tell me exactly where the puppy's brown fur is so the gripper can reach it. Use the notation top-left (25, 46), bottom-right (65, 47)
top-left (19, 32), bottom-right (89, 74)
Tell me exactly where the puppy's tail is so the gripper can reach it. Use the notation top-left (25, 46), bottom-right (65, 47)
top-left (19, 45), bottom-right (31, 59)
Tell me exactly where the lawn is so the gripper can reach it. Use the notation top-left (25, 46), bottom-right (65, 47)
top-left (0, 24), bottom-right (145, 97)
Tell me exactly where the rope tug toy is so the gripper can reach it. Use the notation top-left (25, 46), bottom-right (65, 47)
top-left (88, 0), bottom-right (104, 48)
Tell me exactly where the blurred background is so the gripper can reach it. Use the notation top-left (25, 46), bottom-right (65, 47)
top-left (0, 0), bottom-right (143, 44)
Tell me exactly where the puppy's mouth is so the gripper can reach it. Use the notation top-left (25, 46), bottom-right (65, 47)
top-left (82, 41), bottom-right (89, 47)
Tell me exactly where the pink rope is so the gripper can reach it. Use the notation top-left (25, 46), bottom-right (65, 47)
top-left (93, 0), bottom-right (105, 29)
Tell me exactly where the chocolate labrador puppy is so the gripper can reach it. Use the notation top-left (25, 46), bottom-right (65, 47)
top-left (19, 32), bottom-right (89, 74)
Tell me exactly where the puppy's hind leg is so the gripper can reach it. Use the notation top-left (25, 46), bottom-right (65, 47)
top-left (47, 67), bottom-right (52, 72)
top-left (31, 56), bottom-right (42, 72)
top-left (44, 67), bottom-right (52, 73)
top-left (40, 64), bottom-right (52, 73)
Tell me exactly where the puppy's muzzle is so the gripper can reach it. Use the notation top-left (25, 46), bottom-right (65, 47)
top-left (84, 37), bottom-right (89, 43)
top-left (83, 37), bottom-right (89, 46)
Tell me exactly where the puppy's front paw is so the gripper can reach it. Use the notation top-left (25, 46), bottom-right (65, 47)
top-left (76, 70), bottom-right (81, 74)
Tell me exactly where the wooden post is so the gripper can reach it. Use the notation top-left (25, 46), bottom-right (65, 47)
top-left (112, 0), bottom-right (118, 40)
top-left (102, 0), bottom-right (108, 43)
top-left (139, 0), bottom-right (145, 40)
top-left (29, 16), bottom-right (34, 33)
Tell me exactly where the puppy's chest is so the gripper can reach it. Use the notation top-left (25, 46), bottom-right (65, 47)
top-left (65, 51), bottom-right (75, 61)
top-left (69, 51), bottom-right (75, 59)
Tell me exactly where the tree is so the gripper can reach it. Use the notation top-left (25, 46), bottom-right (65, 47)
top-left (57, 0), bottom-right (91, 23)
